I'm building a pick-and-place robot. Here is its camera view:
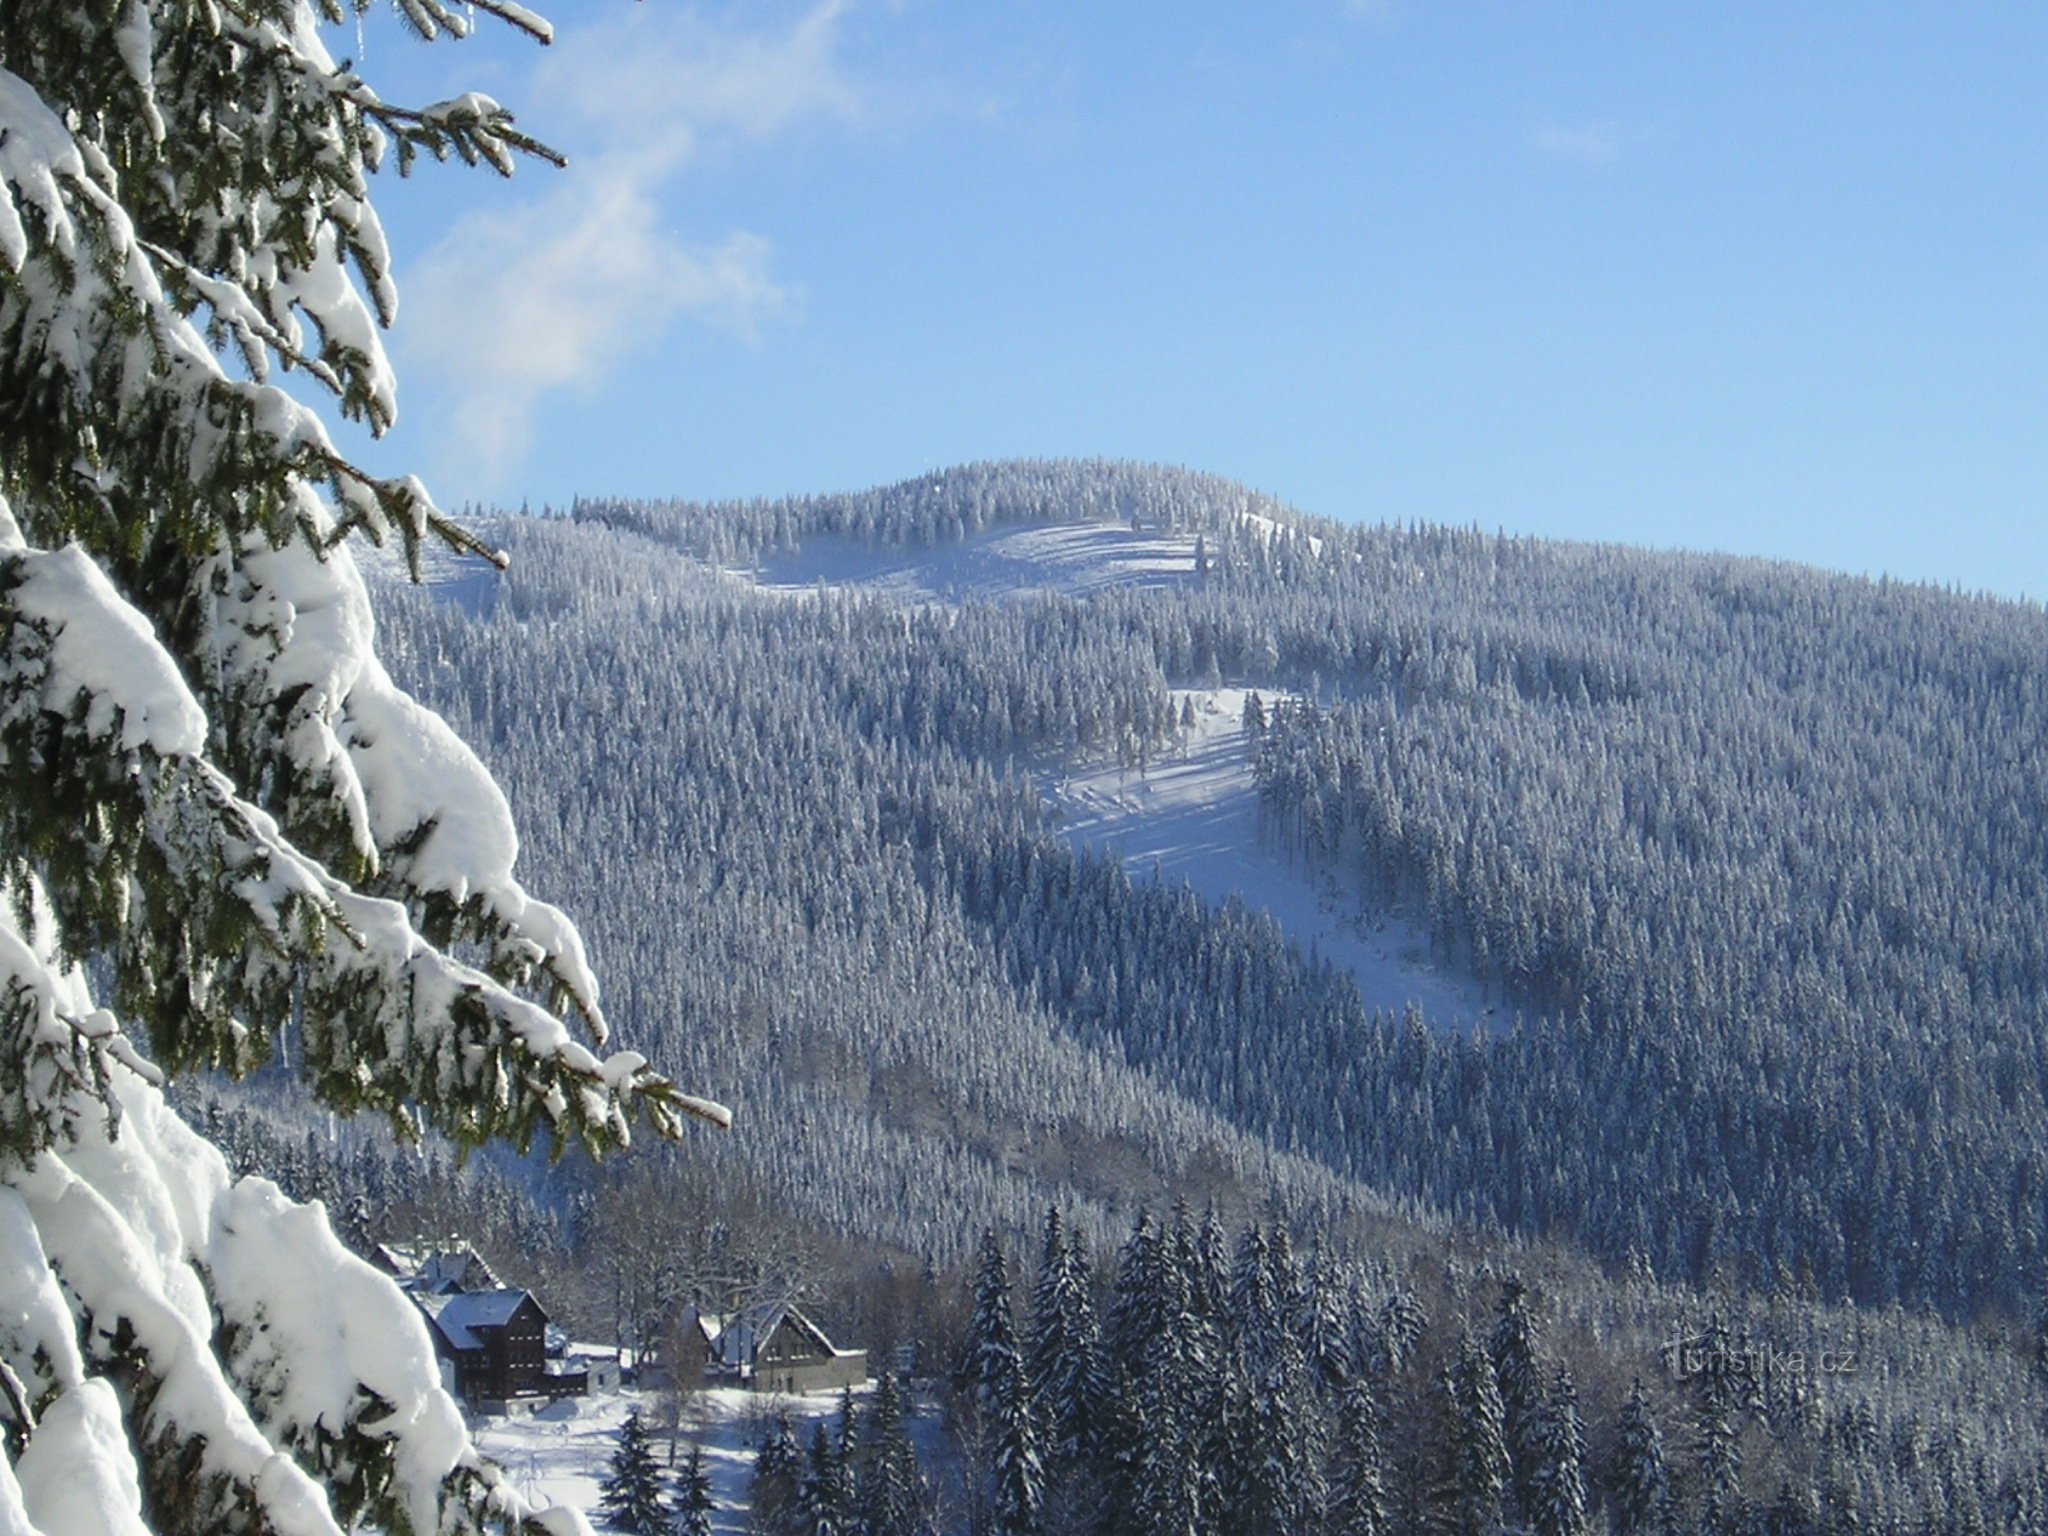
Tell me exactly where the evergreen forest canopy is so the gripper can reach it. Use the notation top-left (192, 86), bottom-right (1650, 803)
top-left (352, 459), bottom-right (2048, 1529)
top-left (391, 459), bottom-right (2048, 1325)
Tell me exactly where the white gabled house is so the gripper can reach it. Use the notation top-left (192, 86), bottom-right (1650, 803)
top-left (683, 1301), bottom-right (868, 1395)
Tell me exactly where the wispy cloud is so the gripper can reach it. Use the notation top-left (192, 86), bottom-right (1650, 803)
top-left (405, 2), bottom-right (860, 490)
top-left (1535, 122), bottom-right (1622, 165)
top-left (538, 0), bottom-right (860, 156)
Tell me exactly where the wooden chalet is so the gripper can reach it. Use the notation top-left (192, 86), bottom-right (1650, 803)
top-left (414, 1288), bottom-right (552, 1408)
top-left (686, 1302), bottom-right (868, 1396)
top-left (377, 1238), bottom-right (579, 1410)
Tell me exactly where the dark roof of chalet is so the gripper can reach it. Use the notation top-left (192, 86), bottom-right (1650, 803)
top-left (415, 1287), bottom-right (541, 1352)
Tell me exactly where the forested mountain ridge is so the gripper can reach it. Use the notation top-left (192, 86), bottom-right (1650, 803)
top-left (548, 460), bottom-right (2048, 1322)
top-left (571, 458), bottom-right (1302, 566)
top-left (353, 459), bottom-right (2048, 1528)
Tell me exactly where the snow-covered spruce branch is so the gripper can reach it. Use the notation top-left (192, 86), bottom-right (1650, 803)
top-left (0, 534), bottom-right (727, 1154)
top-left (294, 442), bottom-right (512, 573)
top-left (143, 239), bottom-right (351, 398)
top-left (0, 4), bottom-right (734, 1528)
top-left (5, 10), bottom-right (632, 1048)
top-left (0, 890), bottom-right (164, 1163)
top-left (194, 522), bottom-right (659, 1073)
top-left (0, 32), bottom-right (555, 546)
top-left (0, 1027), bottom-right (594, 1536)
top-left (216, 11), bottom-right (565, 181)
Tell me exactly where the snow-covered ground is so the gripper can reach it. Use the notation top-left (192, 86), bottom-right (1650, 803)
top-left (473, 1383), bottom-right (898, 1533)
top-left (1043, 689), bottom-right (1499, 1032)
top-left (751, 521), bottom-right (1202, 603)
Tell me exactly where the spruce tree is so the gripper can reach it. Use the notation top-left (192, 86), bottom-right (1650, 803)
top-left (961, 1228), bottom-right (1043, 1536)
top-left (1434, 1329), bottom-right (1509, 1536)
top-left (675, 1444), bottom-right (716, 1536)
top-left (1381, 1286), bottom-right (1429, 1376)
top-left (1216, 1222), bottom-right (1326, 1536)
top-left (1327, 1383), bottom-right (1391, 1536)
top-left (1025, 1204), bottom-right (1108, 1533)
top-left (1490, 1276), bottom-right (1545, 1526)
top-left (836, 1387), bottom-right (862, 1484)
top-left (857, 1371), bottom-right (927, 1536)
top-left (1688, 1320), bottom-right (1748, 1535)
top-left (600, 1410), bottom-right (671, 1535)
top-left (1100, 1209), bottom-right (1211, 1536)
top-left (751, 1414), bottom-right (804, 1536)
top-left (1528, 1367), bottom-right (1590, 1536)
top-left (1191, 1207), bottom-right (1233, 1324)
top-left (1607, 1379), bottom-right (1669, 1536)
top-left (1301, 1231), bottom-right (1359, 1395)
top-left (1099, 1211), bottom-right (1164, 1534)
top-left (0, 4), bottom-right (721, 1534)
top-left (1026, 1206), bottom-right (1105, 1466)
top-left (799, 1420), bottom-right (849, 1536)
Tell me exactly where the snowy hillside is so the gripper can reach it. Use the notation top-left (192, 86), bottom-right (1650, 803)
top-left (396, 460), bottom-right (2048, 1334)
top-left (1045, 688), bottom-right (1498, 1032)
top-left (751, 520), bottom-right (1203, 603)
top-left (726, 516), bottom-right (1494, 1029)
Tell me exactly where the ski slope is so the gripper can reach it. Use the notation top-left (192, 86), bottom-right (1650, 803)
top-left (1044, 689), bottom-right (1499, 1032)
top-left (736, 520), bottom-right (1499, 1032)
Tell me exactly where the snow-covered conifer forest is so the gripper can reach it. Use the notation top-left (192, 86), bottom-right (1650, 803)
top-left (308, 463), bottom-right (2048, 1531)
top-left (7, 3), bottom-right (2048, 1535)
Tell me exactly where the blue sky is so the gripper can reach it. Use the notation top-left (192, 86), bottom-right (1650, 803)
top-left (351, 2), bottom-right (2046, 600)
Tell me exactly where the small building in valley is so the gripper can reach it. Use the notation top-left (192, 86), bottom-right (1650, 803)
top-left (685, 1302), bottom-right (868, 1396)
top-left (377, 1237), bottom-right (582, 1412)
top-left (371, 1240), bottom-right (502, 1296)
top-left (414, 1287), bottom-right (552, 1409)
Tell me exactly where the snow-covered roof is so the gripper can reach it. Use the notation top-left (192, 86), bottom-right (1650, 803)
top-left (375, 1240), bottom-right (503, 1295)
top-left (415, 1288), bottom-right (540, 1352)
top-left (699, 1303), bottom-right (858, 1368)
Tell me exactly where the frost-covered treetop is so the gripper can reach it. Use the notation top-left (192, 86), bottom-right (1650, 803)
top-left (0, 4), bottom-right (723, 1533)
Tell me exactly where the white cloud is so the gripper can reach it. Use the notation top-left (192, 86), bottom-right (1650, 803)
top-left (408, 175), bottom-right (791, 474)
top-left (1535, 122), bottom-right (1622, 164)
top-left (403, 2), bottom-right (858, 489)
top-left (539, 0), bottom-right (860, 148)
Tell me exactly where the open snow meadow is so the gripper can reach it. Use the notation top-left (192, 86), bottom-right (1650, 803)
top-left (754, 521), bottom-right (1203, 604)
top-left (473, 1389), bottom-right (831, 1534)
top-left (472, 1385), bottom-right (949, 1534)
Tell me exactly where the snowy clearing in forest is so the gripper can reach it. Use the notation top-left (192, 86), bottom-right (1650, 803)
top-left (737, 517), bottom-right (1494, 1032)
top-left (750, 520), bottom-right (1203, 602)
top-left (473, 1383), bottom-right (923, 1534)
top-left (1043, 688), bottom-right (1500, 1033)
